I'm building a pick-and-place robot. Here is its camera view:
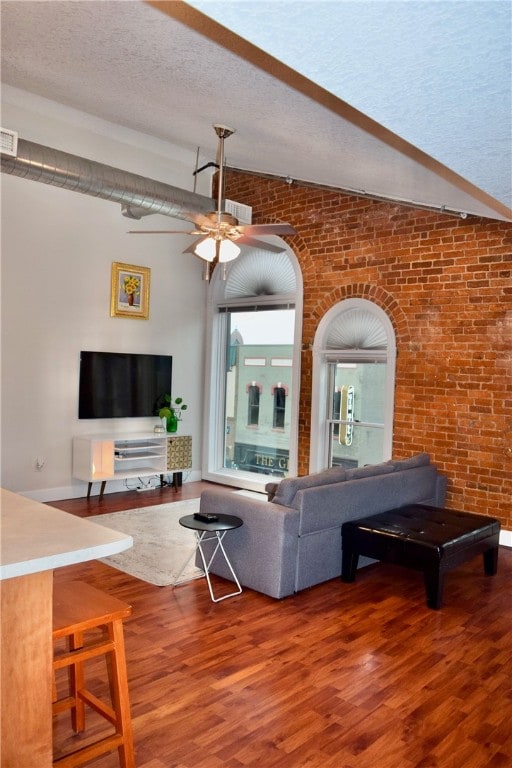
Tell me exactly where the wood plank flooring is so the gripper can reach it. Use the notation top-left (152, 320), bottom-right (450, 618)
top-left (50, 483), bottom-right (512, 768)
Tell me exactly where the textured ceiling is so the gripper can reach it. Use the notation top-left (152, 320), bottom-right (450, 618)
top-left (1, 0), bottom-right (510, 222)
top-left (190, 0), bottom-right (512, 211)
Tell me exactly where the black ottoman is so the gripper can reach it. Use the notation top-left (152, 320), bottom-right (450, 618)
top-left (341, 504), bottom-right (500, 609)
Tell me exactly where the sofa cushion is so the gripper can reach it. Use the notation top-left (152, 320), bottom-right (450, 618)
top-left (273, 465), bottom-right (346, 508)
top-left (345, 462), bottom-right (395, 480)
top-left (389, 452), bottom-right (430, 471)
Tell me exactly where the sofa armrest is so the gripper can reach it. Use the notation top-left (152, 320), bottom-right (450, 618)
top-left (431, 472), bottom-right (448, 507)
top-left (199, 488), bottom-right (272, 518)
top-left (198, 489), bottom-right (300, 599)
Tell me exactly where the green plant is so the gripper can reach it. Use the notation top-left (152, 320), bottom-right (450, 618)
top-left (158, 394), bottom-right (188, 420)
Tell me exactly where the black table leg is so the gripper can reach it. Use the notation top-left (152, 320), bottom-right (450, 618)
top-left (341, 550), bottom-right (359, 582)
top-left (483, 546), bottom-right (499, 575)
top-left (423, 567), bottom-right (443, 610)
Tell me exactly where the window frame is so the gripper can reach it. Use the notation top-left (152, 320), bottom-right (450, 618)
top-left (202, 246), bottom-right (303, 492)
top-left (309, 298), bottom-right (396, 472)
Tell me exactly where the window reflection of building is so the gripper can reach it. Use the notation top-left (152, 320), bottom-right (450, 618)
top-left (272, 384), bottom-right (287, 429)
top-left (247, 383), bottom-right (261, 426)
top-left (228, 338), bottom-right (293, 476)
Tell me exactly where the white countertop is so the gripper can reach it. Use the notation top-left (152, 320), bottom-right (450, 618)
top-left (0, 488), bottom-right (133, 580)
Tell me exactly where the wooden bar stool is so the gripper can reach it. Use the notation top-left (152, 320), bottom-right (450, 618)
top-left (52, 580), bottom-right (135, 768)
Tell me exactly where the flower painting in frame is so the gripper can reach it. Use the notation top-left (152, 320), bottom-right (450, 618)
top-left (110, 262), bottom-right (150, 319)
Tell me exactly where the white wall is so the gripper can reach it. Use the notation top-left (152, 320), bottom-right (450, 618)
top-left (1, 87), bottom-right (211, 500)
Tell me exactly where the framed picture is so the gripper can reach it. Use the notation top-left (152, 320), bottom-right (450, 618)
top-left (110, 262), bottom-right (150, 319)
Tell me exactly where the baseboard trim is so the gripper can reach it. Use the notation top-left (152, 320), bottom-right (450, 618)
top-left (17, 470), bottom-right (202, 503)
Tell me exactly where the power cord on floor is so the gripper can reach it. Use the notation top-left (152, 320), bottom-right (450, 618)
top-left (123, 475), bottom-right (161, 492)
top-left (123, 470), bottom-right (192, 492)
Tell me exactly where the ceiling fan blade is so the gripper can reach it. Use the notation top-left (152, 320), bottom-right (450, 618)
top-left (183, 235), bottom-right (209, 255)
top-left (237, 223), bottom-right (297, 236)
top-left (235, 235), bottom-right (287, 253)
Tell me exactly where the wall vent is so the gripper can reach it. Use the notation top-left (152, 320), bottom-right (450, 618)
top-left (0, 128), bottom-right (18, 157)
top-left (225, 199), bottom-right (252, 225)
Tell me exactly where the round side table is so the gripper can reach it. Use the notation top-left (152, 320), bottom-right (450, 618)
top-left (176, 514), bottom-right (243, 602)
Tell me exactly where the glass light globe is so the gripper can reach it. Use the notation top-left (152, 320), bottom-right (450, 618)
top-left (194, 237), bottom-right (216, 261)
top-left (218, 239), bottom-right (241, 263)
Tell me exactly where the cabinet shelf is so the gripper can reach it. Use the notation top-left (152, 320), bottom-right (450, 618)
top-left (114, 451), bottom-right (164, 461)
top-left (115, 441), bottom-right (163, 452)
top-left (112, 465), bottom-right (164, 478)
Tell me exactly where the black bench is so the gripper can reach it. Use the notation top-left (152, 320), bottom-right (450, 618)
top-left (341, 504), bottom-right (500, 609)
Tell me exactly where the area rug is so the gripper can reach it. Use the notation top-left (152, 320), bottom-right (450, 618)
top-left (89, 498), bottom-right (204, 587)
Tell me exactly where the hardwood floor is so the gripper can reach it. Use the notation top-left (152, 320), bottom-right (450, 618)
top-left (50, 483), bottom-right (512, 768)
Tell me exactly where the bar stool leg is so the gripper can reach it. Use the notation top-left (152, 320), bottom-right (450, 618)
top-left (68, 630), bottom-right (85, 733)
top-left (107, 619), bottom-right (135, 768)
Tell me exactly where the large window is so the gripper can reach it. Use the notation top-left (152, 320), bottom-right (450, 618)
top-left (203, 246), bottom-right (302, 492)
top-left (226, 308), bottom-right (294, 475)
top-left (310, 299), bottom-right (396, 472)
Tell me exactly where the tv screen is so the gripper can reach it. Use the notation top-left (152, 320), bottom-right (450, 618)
top-left (79, 351), bottom-right (172, 419)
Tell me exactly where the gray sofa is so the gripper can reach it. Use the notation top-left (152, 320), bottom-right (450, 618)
top-left (198, 453), bottom-right (447, 599)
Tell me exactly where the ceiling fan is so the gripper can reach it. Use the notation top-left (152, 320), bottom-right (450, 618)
top-left (128, 124), bottom-right (296, 275)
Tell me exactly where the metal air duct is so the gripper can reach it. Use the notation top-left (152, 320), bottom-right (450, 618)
top-left (0, 136), bottom-right (213, 224)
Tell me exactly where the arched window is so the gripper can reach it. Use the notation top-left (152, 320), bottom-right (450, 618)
top-left (203, 245), bottom-right (302, 491)
top-left (310, 298), bottom-right (396, 472)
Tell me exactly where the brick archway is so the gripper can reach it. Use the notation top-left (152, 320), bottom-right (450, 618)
top-left (305, 283), bottom-right (410, 348)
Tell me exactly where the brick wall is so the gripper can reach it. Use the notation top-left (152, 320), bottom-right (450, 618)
top-left (223, 170), bottom-right (512, 529)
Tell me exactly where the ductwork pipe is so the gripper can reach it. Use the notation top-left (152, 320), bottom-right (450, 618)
top-left (0, 137), bottom-right (213, 223)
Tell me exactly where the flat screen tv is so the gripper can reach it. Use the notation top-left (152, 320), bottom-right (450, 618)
top-left (79, 351), bottom-right (172, 419)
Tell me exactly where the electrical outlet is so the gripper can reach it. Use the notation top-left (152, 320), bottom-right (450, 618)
top-left (34, 457), bottom-right (45, 471)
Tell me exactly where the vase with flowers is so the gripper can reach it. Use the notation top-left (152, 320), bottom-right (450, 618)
top-left (123, 275), bottom-right (140, 306)
top-left (158, 394), bottom-right (188, 433)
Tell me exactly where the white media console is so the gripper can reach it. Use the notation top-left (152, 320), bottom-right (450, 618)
top-left (73, 433), bottom-right (192, 498)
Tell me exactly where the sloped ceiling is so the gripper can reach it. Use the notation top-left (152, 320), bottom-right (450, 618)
top-left (1, 0), bottom-right (510, 222)
top-left (190, 0), bottom-right (512, 213)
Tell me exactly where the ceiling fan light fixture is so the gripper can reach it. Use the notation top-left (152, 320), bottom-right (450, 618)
top-left (194, 236), bottom-right (241, 263)
top-left (218, 239), bottom-right (241, 262)
top-left (194, 237), bottom-right (217, 261)
top-left (129, 124), bottom-right (294, 278)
